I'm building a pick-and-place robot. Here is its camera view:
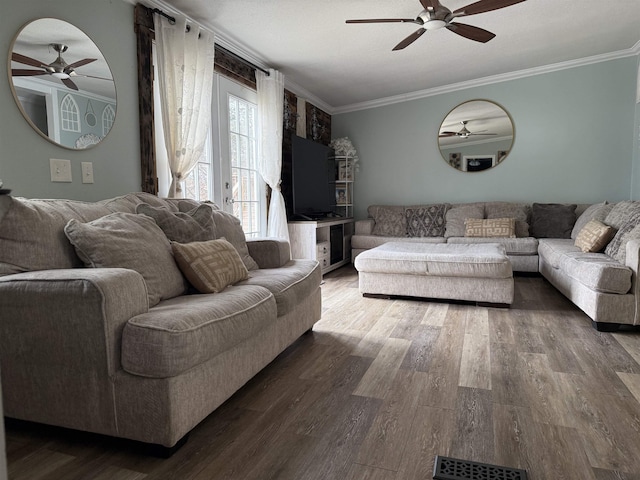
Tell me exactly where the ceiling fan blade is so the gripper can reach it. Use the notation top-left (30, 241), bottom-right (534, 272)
top-left (439, 132), bottom-right (458, 137)
top-left (61, 78), bottom-right (79, 91)
top-left (446, 22), bottom-right (496, 43)
top-left (346, 18), bottom-right (420, 24)
top-left (469, 133), bottom-right (497, 135)
top-left (453, 0), bottom-right (526, 17)
top-left (12, 52), bottom-right (46, 68)
top-left (420, 0), bottom-right (440, 11)
top-left (392, 28), bottom-right (427, 51)
top-left (11, 69), bottom-right (47, 76)
top-left (66, 58), bottom-right (97, 70)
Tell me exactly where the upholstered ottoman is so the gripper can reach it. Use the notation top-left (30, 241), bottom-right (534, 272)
top-left (354, 242), bottom-right (514, 305)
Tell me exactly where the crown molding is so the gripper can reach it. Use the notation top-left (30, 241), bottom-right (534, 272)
top-left (282, 78), bottom-right (334, 114)
top-left (333, 43), bottom-right (640, 115)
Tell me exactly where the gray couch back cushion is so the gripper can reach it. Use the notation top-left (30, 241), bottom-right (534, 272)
top-left (444, 203), bottom-right (484, 238)
top-left (530, 203), bottom-right (577, 238)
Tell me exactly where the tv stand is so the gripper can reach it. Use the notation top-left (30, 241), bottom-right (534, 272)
top-left (288, 218), bottom-right (354, 274)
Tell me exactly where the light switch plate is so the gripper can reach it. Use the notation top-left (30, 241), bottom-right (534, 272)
top-left (50, 159), bottom-right (72, 183)
top-left (81, 162), bottom-right (94, 184)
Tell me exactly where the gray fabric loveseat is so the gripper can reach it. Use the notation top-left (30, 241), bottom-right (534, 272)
top-left (0, 192), bottom-right (321, 449)
top-left (352, 201), bottom-right (640, 330)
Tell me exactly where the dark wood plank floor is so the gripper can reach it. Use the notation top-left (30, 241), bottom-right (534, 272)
top-left (5, 266), bottom-right (640, 480)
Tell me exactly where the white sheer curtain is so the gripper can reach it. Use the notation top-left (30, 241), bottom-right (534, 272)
top-left (256, 69), bottom-right (289, 241)
top-left (154, 14), bottom-right (215, 198)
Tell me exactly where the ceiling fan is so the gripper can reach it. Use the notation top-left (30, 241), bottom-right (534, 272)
top-left (11, 43), bottom-right (101, 91)
top-left (346, 0), bottom-right (527, 51)
top-left (439, 121), bottom-right (497, 139)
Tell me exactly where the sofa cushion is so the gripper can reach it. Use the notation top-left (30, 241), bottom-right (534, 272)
top-left (464, 218), bottom-right (516, 238)
top-left (538, 239), bottom-right (631, 294)
top-left (237, 259), bottom-right (321, 316)
top-left (136, 203), bottom-right (216, 243)
top-left (444, 203), bottom-right (484, 238)
top-left (574, 220), bottom-right (615, 253)
top-left (369, 205), bottom-right (407, 237)
top-left (530, 203), bottom-right (577, 238)
top-left (447, 236), bottom-right (538, 255)
top-left (0, 196), bottom-right (113, 275)
top-left (484, 202), bottom-right (530, 237)
top-left (571, 202), bottom-right (612, 239)
top-left (605, 216), bottom-right (640, 264)
top-left (121, 285), bottom-right (276, 378)
top-left (405, 204), bottom-right (449, 237)
top-left (100, 192), bottom-right (177, 214)
top-left (64, 212), bottom-right (187, 307)
top-left (208, 209), bottom-right (259, 271)
top-left (172, 239), bottom-right (249, 293)
top-left (352, 235), bottom-right (445, 251)
top-left (604, 201), bottom-right (640, 230)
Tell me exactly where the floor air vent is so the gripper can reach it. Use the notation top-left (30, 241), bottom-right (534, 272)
top-left (433, 455), bottom-right (528, 480)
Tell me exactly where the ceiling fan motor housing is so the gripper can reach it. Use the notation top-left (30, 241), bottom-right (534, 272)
top-left (418, 5), bottom-right (451, 29)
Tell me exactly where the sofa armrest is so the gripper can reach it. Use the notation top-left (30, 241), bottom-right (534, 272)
top-left (625, 239), bottom-right (640, 325)
top-left (355, 219), bottom-right (375, 235)
top-left (246, 238), bottom-right (291, 269)
top-left (0, 268), bottom-right (148, 375)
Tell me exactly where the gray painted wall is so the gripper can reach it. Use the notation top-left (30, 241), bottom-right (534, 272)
top-left (333, 57), bottom-right (638, 220)
top-left (0, 0), bottom-right (140, 200)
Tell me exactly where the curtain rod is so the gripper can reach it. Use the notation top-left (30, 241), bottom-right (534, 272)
top-left (151, 8), bottom-right (270, 76)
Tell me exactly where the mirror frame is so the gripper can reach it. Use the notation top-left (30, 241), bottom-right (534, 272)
top-left (438, 99), bottom-right (514, 173)
top-left (8, 18), bottom-right (117, 150)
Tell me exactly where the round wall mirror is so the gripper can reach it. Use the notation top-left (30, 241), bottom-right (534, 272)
top-left (438, 100), bottom-right (514, 172)
top-left (8, 18), bottom-right (116, 150)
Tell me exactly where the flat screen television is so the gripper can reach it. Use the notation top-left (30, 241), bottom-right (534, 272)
top-left (290, 135), bottom-right (335, 220)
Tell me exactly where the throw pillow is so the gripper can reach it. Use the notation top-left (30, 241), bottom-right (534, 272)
top-left (136, 203), bottom-right (216, 243)
top-left (209, 209), bottom-right (259, 270)
top-left (369, 205), bottom-right (407, 237)
top-left (574, 220), bottom-right (615, 253)
top-left (604, 211), bottom-right (640, 263)
top-left (172, 238), bottom-right (249, 293)
top-left (444, 204), bottom-right (484, 238)
top-left (405, 204), bottom-right (449, 237)
top-left (604, 201), bottom-right (640, 230)
top-left (484, 202), bottom-right (530, 237)
top-left (571, 202), bottom-right (611, 239)
top-left (464, 218), bottom-right (516, 238)
top-left (64, 212), bottom-right (186, 307)
top-left (610, 223), bottom-right (640, 264)
top-left (529, 203), bottom-right (577, 238)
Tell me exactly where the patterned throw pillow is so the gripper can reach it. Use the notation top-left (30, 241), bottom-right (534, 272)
top-left (530, 203), bottom-right (577, 238)
top-left (574, 220), bottom-right (615, 253)
top-left (136, 203), bottom-right (216, 243)
top-left (369, 205), bottom-right (407, 237)
top-left (604, 201), bottom-right (640, 230)
top-left (172, 238), bottom-right (249, 293)
top-left (405, 204), bottom-right (449, 237)
top-left (464, 218), bottom-right (516, 238)
top-left (604, 211), bottom-right (640, 262)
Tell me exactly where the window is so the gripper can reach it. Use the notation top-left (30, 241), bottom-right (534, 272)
top-left (183, 133), bottom-right (213, 201)
top-left (228, 94), bottom-right (261, 237)
top-left (102, 104), bottom-right (115, 136)
top-left (60, 94), bottom-right (80, 132)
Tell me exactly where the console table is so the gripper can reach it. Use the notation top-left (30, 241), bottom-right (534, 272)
top-left (288, 218), bottom-right (354, 274)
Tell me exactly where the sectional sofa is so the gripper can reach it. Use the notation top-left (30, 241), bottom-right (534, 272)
top-left (0, 192), bottom-right (321, 450)
top-left (351, 201), bottom-right (640, 331)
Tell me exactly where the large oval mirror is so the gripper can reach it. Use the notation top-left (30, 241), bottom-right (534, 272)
top-left (8, 18), bottom-right (116, 150)
top-left (438, 100), bottom-right (514, 172)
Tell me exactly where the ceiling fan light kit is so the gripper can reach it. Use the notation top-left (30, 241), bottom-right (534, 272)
top-left (346, 0), bottom-right (527, 50)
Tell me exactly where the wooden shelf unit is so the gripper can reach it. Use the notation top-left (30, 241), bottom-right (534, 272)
top-left (288, 218), bottom-right (354, 274)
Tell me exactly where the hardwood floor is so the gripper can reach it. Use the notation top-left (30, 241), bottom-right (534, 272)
top-left (6, 265), bottom-right (640, 480)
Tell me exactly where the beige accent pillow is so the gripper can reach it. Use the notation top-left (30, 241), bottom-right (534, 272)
top-left (64, 212), bottom-right (187, 307)
top-left (172, 238), bottom-right (249, 293)
top-left (464, 218), bottom-right (516, 238)
top-left (574, 220), bottom-right (615, 253)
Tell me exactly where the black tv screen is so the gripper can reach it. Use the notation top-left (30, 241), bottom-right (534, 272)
top-left (291, 135), bottom-right (334, 219)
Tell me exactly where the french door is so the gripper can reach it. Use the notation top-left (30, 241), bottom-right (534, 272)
top-left (213, 76), bottom-right (266, 237)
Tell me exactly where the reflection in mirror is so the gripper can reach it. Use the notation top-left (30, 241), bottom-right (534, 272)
top-left (438, 100), bottom-right (514, 172)
top-left (8, 18), bottom-right (116, 150)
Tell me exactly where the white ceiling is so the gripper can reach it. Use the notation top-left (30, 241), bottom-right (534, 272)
top-left (157, 0), bottom-right (640, 112)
